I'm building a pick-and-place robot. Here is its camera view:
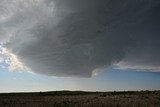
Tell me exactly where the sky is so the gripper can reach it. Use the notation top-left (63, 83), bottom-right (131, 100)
top-left (0, 0), bottom-right (160, 92)
top-left (1, 67), bottom-right (160, 92)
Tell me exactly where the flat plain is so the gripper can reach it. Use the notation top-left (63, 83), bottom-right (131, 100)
top-left (0, 91), bottom-right (160, 107)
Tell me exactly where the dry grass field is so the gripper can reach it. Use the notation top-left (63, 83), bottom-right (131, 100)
top-left (0, 91), bottom-right (160, 107)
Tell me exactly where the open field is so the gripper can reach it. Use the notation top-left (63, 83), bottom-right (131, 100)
top-left (0, 91), bottom-right (160, 107)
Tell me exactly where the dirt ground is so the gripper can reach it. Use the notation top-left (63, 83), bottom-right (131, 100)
top-left (0, 91), bottom-right (160, 107)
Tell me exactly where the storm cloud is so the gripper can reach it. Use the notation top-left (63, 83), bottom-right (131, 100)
top-left (0, 0), bottom-right (160, 77)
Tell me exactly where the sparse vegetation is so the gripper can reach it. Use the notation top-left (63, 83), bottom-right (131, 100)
top-left (0, 90), bottom-right (160, 107)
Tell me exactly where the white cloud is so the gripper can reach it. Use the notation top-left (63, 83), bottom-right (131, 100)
top-left (0, 45), bottom-right (28, 72)
top-left (115, 61), bottom-right (160, 72)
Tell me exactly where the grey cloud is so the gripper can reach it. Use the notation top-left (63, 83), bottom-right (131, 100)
top-left (1, 0), bottom-right (160, 77)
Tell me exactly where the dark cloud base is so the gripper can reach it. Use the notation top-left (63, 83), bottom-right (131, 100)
top-left (1, 0), bottom-right (160, 77)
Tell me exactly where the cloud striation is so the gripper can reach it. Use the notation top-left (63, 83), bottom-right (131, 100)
top-left (0, 0), bottom-right (160, 77)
